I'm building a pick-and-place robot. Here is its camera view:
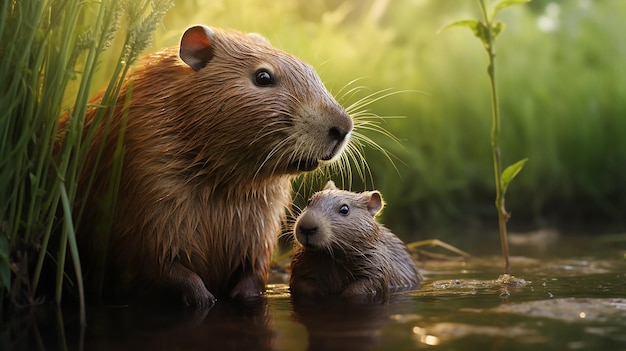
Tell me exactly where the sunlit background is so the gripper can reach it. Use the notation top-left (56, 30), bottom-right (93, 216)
top-left (94, 0), bottom-right (626, 238)
top-left (2, 3), bottom-right (625, 348)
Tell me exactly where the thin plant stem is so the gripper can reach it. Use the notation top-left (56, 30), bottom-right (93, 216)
top-left (60, 183), bottom-right (86, 326)
top-left (479, 0), bottom-right (511, 274)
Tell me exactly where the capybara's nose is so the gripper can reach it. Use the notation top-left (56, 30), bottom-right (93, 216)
top-left (298, 224), bottom-right (318, 238)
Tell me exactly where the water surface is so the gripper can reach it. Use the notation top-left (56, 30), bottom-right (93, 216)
top-left (4, 231), bottom-right (626, 350)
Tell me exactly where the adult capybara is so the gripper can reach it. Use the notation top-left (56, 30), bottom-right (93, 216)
top-left (60, 25), bottom-right (353, 306)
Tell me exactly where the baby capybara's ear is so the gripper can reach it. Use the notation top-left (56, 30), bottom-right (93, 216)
top-left (179, 25), bottom-right (215, 71)
top-left (365, 191), bottom-right (384, 217)
top-left (323, 180), bottom-right (338, 191)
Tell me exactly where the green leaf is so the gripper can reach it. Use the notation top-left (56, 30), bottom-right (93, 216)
top-left (439, 19), bottom-right (488, 47)
top-left (500, 158), bottom-right (528, 197)
top-left (493, 0), bottom-right (531, 17)
top-left (492, 21), bottom-right (505, 39)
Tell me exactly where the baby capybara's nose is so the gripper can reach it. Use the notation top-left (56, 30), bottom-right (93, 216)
top-left (297, 224), bottom-right (318, 238)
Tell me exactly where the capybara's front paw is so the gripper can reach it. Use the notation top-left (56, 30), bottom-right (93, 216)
top-left (182, 283), bottom-right (216, 308)
top-left (229, 273), bottom-right (264, 300)
top-left (166, 262), bottom-right (216, 307)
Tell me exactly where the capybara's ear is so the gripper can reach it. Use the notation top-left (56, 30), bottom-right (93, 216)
top-left (365, 191), bottom-right (384, 217)
top-left (323, 180), bottom-right (338, 191)
top-left (179, 25), bottom-right (215, 71)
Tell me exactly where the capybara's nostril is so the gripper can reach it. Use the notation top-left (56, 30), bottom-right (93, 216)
top-left (328, 126), bottom-right (347, 142)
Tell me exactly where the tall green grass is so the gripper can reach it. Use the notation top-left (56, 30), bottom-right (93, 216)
top-left (1, 0), bottom-right (171, 319)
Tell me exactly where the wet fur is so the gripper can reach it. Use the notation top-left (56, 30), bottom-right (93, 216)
top-left (60, 26), bottom-right (352, 305)
top-left (290, 181), bottom-right (421, 299)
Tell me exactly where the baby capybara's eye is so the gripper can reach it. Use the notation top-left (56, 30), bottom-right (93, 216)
top-left (338, 204), bottom-right (349, 215)
top-left (254, 69), bottom-right (274, 86)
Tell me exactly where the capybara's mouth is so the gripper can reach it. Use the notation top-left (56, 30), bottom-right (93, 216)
top-left (320, 153), bottom-right (334, 162)
top-left (289, 159), bottom-right (319, 173)
top-left (302, 243), bottom-right (318, 249)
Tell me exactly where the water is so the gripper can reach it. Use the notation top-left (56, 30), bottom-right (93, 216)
top-left (4, 231), bottom-right (626, 350)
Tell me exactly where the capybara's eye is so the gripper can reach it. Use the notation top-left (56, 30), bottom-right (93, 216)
top-left (254, 69), bottom-right (274, 86)
top-left (339, 204), bottom-right (349, 215)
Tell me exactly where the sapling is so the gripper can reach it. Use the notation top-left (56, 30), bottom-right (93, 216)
top-left (443, 0), bottom-right (529, 274)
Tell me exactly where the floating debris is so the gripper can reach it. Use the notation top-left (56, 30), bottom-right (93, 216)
top-left (496, 273), bottom-right (531, 287)
top-left (431, 274), bottom-right (530, 291)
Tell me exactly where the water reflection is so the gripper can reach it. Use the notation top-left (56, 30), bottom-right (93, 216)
top-left (81, 299), bottom-right (276, 351)
top-left (6, 298), bottom-right (277, 351)
top-left (290, 294), bottom-right (412, 351)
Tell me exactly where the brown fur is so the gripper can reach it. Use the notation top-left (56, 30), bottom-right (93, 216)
top-left (289, 181), bottom-right (422, 299)
top-left (59, 25), bottom-right (352, 306)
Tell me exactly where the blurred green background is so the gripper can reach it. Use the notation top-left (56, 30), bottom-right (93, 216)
top-left (99, 0), bottom-right (626, 236)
